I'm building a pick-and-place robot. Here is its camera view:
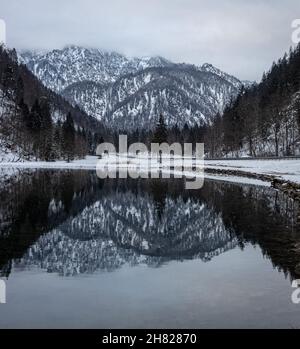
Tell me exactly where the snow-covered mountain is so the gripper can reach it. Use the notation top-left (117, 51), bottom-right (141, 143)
top-left (0, 45), bottom-right (110, 162)
top-left (14, 188), bottom-right (238, 276)
top-left (20, 46), bottom-right (173, 92)
top-left (20, 46), bottom-right (245, 131)
top-left (1, 168), bottom-right (299, 278)
top-left (62, 65), bottom-right (241, 130)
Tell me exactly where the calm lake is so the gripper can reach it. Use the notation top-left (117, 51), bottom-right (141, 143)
top-left (0, 169), bottom-right (300, 328)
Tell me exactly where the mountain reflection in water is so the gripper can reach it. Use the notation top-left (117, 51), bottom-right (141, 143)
top-left (0, 168), bottom-right (299, 279)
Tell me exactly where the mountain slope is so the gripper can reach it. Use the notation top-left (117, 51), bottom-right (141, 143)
top-left (21, 46), bottom-right (244, 131)
top-left (62, 65), bottom-right (239, 130)
top-left (0, 45), bottom-right (105, 161)
top-left (205, 43), bottom-right (300, 157)
top-left (20, 46), bottom-right (173, 92)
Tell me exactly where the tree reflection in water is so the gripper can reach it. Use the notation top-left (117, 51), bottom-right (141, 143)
top-left (0, 169), bottom-right (299, 279)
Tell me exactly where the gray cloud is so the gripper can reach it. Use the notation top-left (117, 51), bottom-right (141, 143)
top-left (0, 0), bottom-right (299, 81)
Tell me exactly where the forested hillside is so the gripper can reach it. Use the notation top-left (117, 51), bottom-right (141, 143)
top-left (2, 42), bottom-right (300, 160)
top-left (0, 45), bottom-right (106, 161)
top-left (204, 44), bottom-right (300, 157)
top-left (21, 46), bottom-right (244, 131)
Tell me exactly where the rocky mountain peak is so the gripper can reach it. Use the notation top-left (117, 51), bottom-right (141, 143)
top-left (20, 46), bottom-right (244, 130)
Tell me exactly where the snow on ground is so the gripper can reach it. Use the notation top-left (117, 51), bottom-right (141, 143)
top-left (204, 174), bottom-right (269, 187)
top-left (205, 159), bottom-right (300, 184)
top-left (0, 150), bottom-right (25, 162)
top-left (0, 141), bottom-right (25, 162)
top-left (0, 154), bottom-right (200, 170)
top-left (0, 156), bottom-right (99, 170)
top-left (1, 154), bottom-right (295, 186)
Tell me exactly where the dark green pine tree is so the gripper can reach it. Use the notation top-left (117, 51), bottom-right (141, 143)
top-left (1, 63), bottom-right (15, 99)
top-left (40, 99), bottom-right (53, 161)
top-left (15, 76), bottom-right (24, 105)
top-left (296, 97), bottom-right (300, 131)
top-left (152, 113), bottom-right (168, 144)
top-left (30, 99), bottom-right (42, 132)
top-left (29, 99), bottom-right (42, 159)
top-left (53, 124), bottom-right (62, 159)
top-left (62, 112), bottom-right (75, 162)
top-left (86, 131), bottom-right (94, 153)
top-left (19, 98), bottom-right (30, 126)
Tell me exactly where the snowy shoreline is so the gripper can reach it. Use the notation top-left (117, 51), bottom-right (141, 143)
top-left (2, 155), bottom-right (300, 189)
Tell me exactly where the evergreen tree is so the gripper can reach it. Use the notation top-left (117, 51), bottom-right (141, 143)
top-left (1, 63), bottom-right (14, 99)
top-left (62, 112), bottom-right (75, 162)
top-left (152, 114), bottom-right (168, 144)
top-left (53, 125), bottom-right (62, 159)
top-left (30, 99), bottom-right (42, 132)
top-left (40, 99), bottom-right (53, 160)
top-left (204, 43), bottom-right (300, 157)
top-left (29, 99), bottom-right (42, 159)
top-left (296, 98), bottom-right (300, 131)
top-left (19, 98), bottom-right (30, 127)
top-left (0, 46), bottom-right (102, 162)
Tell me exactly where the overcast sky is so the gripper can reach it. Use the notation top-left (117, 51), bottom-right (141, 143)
top-left (0, 0), bottom-right (299, 81)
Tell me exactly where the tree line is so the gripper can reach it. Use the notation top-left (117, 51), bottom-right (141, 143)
top-left (133, 43), bottom-right (300, 158)
top-left (3, 43), bottom-right (300, 160)
top-left (0, 45), bottom-right (105, 161)
top-left (203, 44), bottom-right (300, 157)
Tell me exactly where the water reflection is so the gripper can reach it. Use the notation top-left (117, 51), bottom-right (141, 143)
top-left (0, 168), bottom-right (299, 279)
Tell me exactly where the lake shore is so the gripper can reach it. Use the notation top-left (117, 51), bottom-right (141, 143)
top-left (1, 155), bottom-right (300, 198)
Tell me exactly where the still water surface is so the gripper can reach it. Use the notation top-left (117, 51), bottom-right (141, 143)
top-left (0, 169), bottom-right (300, 328)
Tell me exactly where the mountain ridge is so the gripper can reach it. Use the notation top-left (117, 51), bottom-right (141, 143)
top-left (0, 45), bottom-right (105, 161)
top-left (20, 45), bottom-right (246, 131)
